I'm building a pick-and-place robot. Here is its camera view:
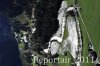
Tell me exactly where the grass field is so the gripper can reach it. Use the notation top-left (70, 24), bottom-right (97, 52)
top-left (79, 0), bottom-right (100, 66)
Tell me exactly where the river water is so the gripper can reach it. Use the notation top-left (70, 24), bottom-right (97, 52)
top-left (0, 13), bottom-right (21, 66)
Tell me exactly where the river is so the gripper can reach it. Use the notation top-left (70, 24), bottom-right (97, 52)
top-left (0, 13), bottom-right (21, 66)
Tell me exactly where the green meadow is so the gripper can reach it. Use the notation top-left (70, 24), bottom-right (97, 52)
top-left (79, 0), bottom-right (100, 66)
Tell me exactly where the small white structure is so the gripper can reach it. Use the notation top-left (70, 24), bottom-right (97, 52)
top-left (66, 7), bottom-right (75, 12)
top-left (22, 36), bottom-right (27, 43)
top-left (43, 49), bottom-right (49, 53)
top-left (32, 28), bottom-right (36, 33)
